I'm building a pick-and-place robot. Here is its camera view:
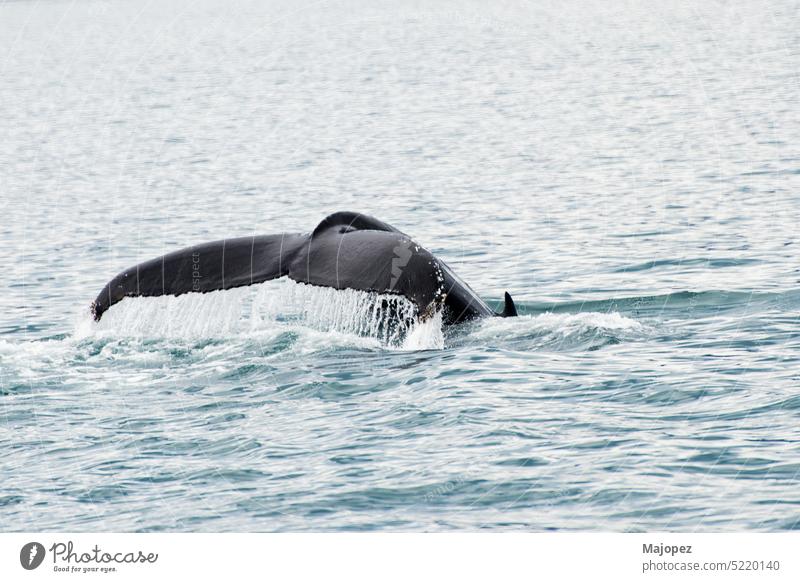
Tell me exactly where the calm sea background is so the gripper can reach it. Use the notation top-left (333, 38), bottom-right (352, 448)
top-left (1, 0), bottom-right (799, 531)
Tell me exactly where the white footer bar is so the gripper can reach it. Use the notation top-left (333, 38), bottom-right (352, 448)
top-left (1, 533), bottom-right (795, 581)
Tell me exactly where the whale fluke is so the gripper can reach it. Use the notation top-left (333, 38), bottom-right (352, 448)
top-left (91, 212), bottom-right (513, 326)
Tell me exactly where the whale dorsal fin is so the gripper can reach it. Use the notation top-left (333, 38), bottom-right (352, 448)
top-left (501, 291), bottom-right (518, 317)
top-left (312, 211), bottom-right (404, 237)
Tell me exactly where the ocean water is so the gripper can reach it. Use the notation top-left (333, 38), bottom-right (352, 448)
top-left (1, 0), bottom-right (799, 531)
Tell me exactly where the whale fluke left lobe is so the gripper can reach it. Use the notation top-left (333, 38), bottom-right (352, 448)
top-left (91, 233), bottom-right (308, 320)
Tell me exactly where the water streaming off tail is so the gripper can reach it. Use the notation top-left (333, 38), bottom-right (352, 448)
top-left (81, 285), bottom-right (250, 339)
top-left (250, 279), bottom-right (441, 348)
top-left (83, 278), bottom-right (443, 349)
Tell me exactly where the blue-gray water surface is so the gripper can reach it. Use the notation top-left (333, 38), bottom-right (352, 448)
top-left (1, 0), bottom-right (799, 531)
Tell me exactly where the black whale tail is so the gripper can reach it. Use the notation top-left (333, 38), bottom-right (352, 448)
top-left (90, 211), bottom-right (501, 325)
top-left (500, 291), bottom-right (518, 317)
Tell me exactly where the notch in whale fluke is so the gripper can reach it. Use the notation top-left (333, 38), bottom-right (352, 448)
top-left (501, 291), bottom-right (518, 317)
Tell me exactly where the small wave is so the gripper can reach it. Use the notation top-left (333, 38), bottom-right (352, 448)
top-left (614, 257), bottom-right (759, 273)
top-left (468, 311), bottom-right (648, 351)
top-left (0, 337), bottom-right (75, 372)
top-left (517, 289), bottom-right (799, 318)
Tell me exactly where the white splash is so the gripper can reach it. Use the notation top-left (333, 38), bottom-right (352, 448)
top-left (86, 285), bottom-right (250, 339)
top-left (402, 309), bottom-right (445, 350)
top-left (80, 278), bottom-right (445, 350)
top-left (249, 279), bottom-right (421, 346)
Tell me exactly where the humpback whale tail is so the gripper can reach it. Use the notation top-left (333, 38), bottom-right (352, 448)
top-left (91, 211), bottom-right (515, 326)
